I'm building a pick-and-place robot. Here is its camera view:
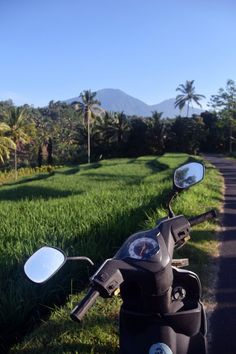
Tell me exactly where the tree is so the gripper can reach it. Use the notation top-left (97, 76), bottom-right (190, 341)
top-left (29, 108), bottom-right (48, 167)
top-left (6, 107), bottom-right (35, 179)
top-left (209, 79), bottom-right (236, 153)
top-left (38, 101), bottom-right (82, 165)
top-left (145, 111), bottom-right (166, 154)
top-left (169, 116), bottom-right (206, 154)
top-left (209, 79), bottom-right (236, 111)
top-left (47, 137), bottom-right (53, 165)
top-left (0, 122), bottom-right (16, 164)
top-left (127, 117), bottom-right (148, 156)
top-left (0, 100), bottom-right (14, 121)
top-left (92, 111), bottom-right (115, 158)
top-left (175, 80), bottom-right (205, 117)
top-left (113, 112), bottom-right (130, 144)
top-left (72, 90), bottom-right (101, 163)
top-left (200, 111), bottom-right (224, 152)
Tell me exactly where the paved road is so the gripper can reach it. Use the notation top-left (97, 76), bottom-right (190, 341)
top-left (204, 155), bottom-right (236, 354)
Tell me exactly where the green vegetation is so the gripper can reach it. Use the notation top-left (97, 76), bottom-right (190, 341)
top-left (0, 153), bottom-right (221, 353)
top-left (0, 79), bottom-right (236, 171)
top-left (0, 122), bottom-right (16, 163)
top-left (0, 165), bottom-right (56, 185)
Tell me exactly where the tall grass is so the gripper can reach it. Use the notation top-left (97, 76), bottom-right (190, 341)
top-left (0, 154), bottom-right (222, 353)
top-left (0, 165), bottom-right (58, 185)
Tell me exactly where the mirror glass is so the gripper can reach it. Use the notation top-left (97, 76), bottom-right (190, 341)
top-left (174, 162), bottom-right (204, 189)
top-left (24, 246), bottom-right (66, 283)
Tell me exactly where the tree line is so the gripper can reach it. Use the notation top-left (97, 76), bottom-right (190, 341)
top-left (0, 79), bottom-right (236, 177)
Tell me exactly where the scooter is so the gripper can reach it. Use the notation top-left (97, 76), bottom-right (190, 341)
top-left (24, 161), bottom-right (217, 354)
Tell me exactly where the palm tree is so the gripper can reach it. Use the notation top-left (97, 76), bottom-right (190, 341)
top-left (32, 112), bottom-right (55, 167)
top-left (0, 123), bottom-right (16, 164)
top-left (146, 111), bottom-right (166, 154)
top-left (113, 111), bottom-right (130, 145)
top-left (72, 90), bottom-right (101, 163)
top-left (175, 80), bottom-right (205, 117)
top-left (92, 112), bottom-right (115, 156)
top-left (6, 107), bottom-right (34, 179)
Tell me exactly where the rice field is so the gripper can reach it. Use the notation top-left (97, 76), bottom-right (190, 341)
top-left (0, 154), bottom-right (222, 353)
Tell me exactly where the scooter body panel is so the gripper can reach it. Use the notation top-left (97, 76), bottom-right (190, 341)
top-left (119, 268), bottom-right (207, 354)
top-left (119, 304), bottom-right (207, 354)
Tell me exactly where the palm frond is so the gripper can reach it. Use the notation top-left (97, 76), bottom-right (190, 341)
top-left (0, 136), bottom-right (16, 164)
top-left (176, 84), bottom-right (187, 93)
top-left (0, 122), bottom-right (11, 133)
top-left (175, 95), bottom-right (187, 109)
top-left (175, 80), bottom-right (205, 114)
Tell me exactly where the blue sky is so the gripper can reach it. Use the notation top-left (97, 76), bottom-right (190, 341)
top-left (0, 0), bottom-right (235, 107)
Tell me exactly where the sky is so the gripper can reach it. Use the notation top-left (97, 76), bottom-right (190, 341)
top-left (0, 0), bottom-right (236, 108)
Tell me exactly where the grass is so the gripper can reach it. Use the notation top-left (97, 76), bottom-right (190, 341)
top-left (0, 165), bottom-right (56, 185)
top-left (0, 153), bottom-right (222, 353)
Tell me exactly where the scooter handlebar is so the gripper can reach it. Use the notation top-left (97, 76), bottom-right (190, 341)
top-left (69, 210), bottom-right (217, 322)
top-left (70, 288), bottom-right (99, 322)
top-left (188, 209), bottom-right (217, 227)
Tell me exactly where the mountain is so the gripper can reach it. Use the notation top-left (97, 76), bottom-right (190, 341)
top-left (67, 89), bottom-right (203, 118)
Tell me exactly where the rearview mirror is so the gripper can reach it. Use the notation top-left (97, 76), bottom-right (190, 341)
top-left (174, 162), bottom-right (204, 190)
top-left (24, 246), bottom-right (66, 283)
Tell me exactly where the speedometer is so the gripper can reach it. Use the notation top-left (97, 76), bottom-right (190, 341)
top-left (128, 237), bottom-right (159, 260)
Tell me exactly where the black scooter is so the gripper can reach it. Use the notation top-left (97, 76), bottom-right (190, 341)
top-left (24, 161), bottom-right (217, 354)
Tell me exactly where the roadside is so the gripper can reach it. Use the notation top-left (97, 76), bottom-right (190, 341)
top-left (204, 155), bottom-right (236, 354)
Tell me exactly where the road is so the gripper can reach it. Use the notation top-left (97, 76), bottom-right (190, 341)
top-left (204, 155), bottom-right (236, 354)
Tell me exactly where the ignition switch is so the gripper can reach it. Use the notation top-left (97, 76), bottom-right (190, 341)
top-left (172, 286), bottom-right (186, 301)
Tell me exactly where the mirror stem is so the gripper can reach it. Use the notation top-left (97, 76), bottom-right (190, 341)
top-left (67, 256), bottom-right (94, 266)
top-left (167, 191), bottom-right (178, 218)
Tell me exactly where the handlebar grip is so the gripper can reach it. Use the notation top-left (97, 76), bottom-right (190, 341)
top-left (188, 209), bottom-right (217, 227)
top-left (70, 288), bottom-right (99, 322)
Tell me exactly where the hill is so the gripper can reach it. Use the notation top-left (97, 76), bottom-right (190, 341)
top-left (67, 88), bottom-right (203, 118)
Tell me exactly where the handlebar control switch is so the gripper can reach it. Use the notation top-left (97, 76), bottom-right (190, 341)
top-left (91, 259), bottom-right (124, 297)
top-left (170, 216), bottom-right (190, 245)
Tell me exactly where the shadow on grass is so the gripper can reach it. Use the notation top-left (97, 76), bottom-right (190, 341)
top-left (78, 172), bottom-right (144, 186)
top-left (145, 159), bottom-right (169, 173)
top-left (79, 157), bottom-right (167, 171)
top-left (55, 166), bottom-right (80, 176)
top-left (0, 185), bottom-right (83, 201)
top-left (79, 158), bottom-right (170, 186)
top-left (82, 162), bottom-right (102, 170)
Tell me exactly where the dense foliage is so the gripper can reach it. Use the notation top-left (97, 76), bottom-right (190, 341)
top-left (0, 80), bottom-right (236, 171)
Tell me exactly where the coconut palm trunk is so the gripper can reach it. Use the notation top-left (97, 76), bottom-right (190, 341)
top-left (229, 118), bottom-right (233, 154)
top-left (14, 146), bottom-right (18, 180)
top-left (71, 90), bottom-right (101, 164)
top-left (87, 110), bottom-right (91, 164)
top-left (187, 102), bottom-right (190, 118)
